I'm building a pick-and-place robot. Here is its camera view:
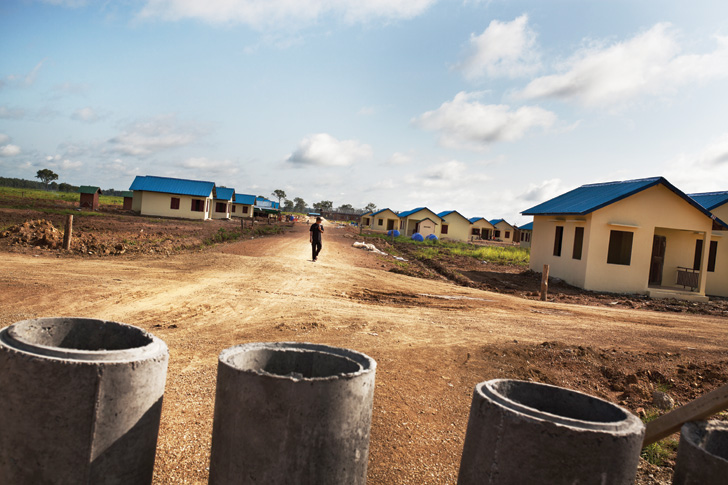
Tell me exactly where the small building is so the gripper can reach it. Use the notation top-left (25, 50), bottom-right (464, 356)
top-left (437, 210), bottom-right (472, 242)
top-left (469, 217), bottom-right (495, 240)
top-left (232, 193), bottom-right (255, 218)
top-left (369, 208), bottom-right (399, 233)
top-left (489, 219), bottom-right (516, 243)
top-left (78, 186), bottom-right (102, 211)
top-left (359, 211), bottom-right (373, 229)
top-left (254, 197), bottom-right (280, 218)
top-left (522, 177), bottom-right (728, 301)
top-left (121, 191), bottom-right (134, 211)
top-left (518, 222), bottom-right (533, 248)
top-left (398, 207), bottom-right (442, 238)
top-left (689, 191), bottom-right (728, 297)
top-left (128, 175), bottom-right (215, 220)
top-left (212, 187), bottom-right (235, 220)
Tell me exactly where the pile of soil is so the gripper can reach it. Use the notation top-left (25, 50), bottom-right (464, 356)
top-left (1, 219), bottom-right (64, 248)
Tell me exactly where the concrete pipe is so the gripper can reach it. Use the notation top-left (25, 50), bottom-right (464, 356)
top-left (673, 421), bottom-right (728, 485)
top-left (0, 317), bottom-right (168, 485)
top-left (458, 379), bottom-right (644, 484)
top-left (208, 342), bottom-right (376, 485)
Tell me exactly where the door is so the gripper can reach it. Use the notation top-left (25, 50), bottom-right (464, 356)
top-left (387, 219), bottom-right (395, 231)
top-left (649, 235), bottom-right (666, 285)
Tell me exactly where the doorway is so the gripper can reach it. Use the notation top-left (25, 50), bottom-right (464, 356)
top-left (649, 235), bottom-right (666, 285)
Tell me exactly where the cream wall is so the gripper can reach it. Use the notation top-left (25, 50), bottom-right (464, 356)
top-left (400, 209), bottom-right (441, 236)
top-left (705, 203), bottom-right (727, 297)
top-left (440, 214), bottom-right (471, 242)
top-left (471, 220), bottom-right (494, 240)
top-left (519, 230), bottom-right (532, 248)
top-left (370, 210), bottom-right (399, 233)
top-left (231, 204), bottom-right (253, 218)
top-left (653, 228), bottom-right (701, 288)
top-left (138, 191), bottom-right (212, 220)
top-left (212, 200), bottom-right (231, 219)
top-left (494, 221), bottom-right (515, 243)
top-left (132, 191), bottom-right (143, 212)
top-left (582, 185), bottom-right (713, 294)
top-left (529, 217), bottom-right (590, 288)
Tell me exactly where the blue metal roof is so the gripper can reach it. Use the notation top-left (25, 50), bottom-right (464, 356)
top-left (689, 191), bottom-right (728, 211)
top-left (129, 175), bottom-right (215, 197)
top-left (215, 187), bottom-right (235, 201)
top-left (519, 222), bottom-right (533, 231)
top-left (521, 177), bottom-right (727, 229)
top-left (233, 193), bottom-right (256, 205)
top-left (489, 218), bottom-right (506, 226)
top-left (469, 217), bottom-right (488, 224)
top-left (399, 207), bottom-right (443, 220)
top-left (438, 210), bottom-right (471, 223)
top-left (371, 208), bottom-right (396, 217)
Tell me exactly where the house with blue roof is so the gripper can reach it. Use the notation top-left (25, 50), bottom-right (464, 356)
top-left (437, 210), bottom-right (472, 242)
top-left (398, 207), bottom-right (442, 238)
top-left (522, 177), bottom-right (728, 301)
top-left (689, 190), bottom-right (728, 297)
top-left (232, 193), bottom-right (255, 219)
top-left (359, 211), bottom-right (373, 229)
top-left (488, 219), bottom-right (516, 243)
top-left (366, 208), bottom-right (399, 233)
top-left (212, 187), bottom-right (235, 220)
top-left (129, 175), bottom-right (215, 220)
top-left (469, 217), bottom-right (495, 240)
top-left (517, 222), bottom-right (533, 248)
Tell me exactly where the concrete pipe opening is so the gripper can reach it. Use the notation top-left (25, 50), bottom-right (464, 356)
top-left (209, 342), bottom-right (376, 485)
top-left (673, 421), bottom-right (728, 484)
top-left (0, 317), bottom-right (169, 485)
top-left (458, 379), bottom-right (645, 484)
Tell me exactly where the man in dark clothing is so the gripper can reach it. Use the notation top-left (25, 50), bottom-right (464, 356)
top-left (310, 216), bottom-right (324, 261)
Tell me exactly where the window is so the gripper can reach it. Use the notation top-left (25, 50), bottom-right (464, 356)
top-left (607, 230), bottom-right (633, 265)
top-left (494, 230), bottom-right (501, 238)
top-left (695, 240), bottom-right (719, 272)
top-left (243, 206), bottom-right (249, 214)
top-left (472, 228), bottom-right (480, 236)
top-left (191, 199), bottom-right (205, 212)
top-left (572, 227), bottom-right (584, 260)
top-left (553, 226), bottom-right (564, 256)
top-left (378, 218), bottom-right (383, 226)
top-left (441, 224), bottom-right (449, 235)
top-left (170, 197), bottom-right (180, 210)
top-left (216, 202), bottom-right (227, 213)
top-left (505, 231), bottom-right (510, 239)
top-left (232, 205), bottom-right (236, 213)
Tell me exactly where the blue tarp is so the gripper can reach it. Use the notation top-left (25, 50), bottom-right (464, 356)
top-left (387, 229), bottom-right (400, 237)
top-left (411, 233), bottom-right (424, 242)
top-left (426, 234), bottom-right (438, 241)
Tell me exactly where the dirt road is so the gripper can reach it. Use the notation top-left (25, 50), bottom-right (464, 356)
top-left (1, 222), bottom-right (726, 483)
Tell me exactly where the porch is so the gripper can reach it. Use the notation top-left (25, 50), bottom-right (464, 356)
top-left (647, 227), bottom-right (712, 302)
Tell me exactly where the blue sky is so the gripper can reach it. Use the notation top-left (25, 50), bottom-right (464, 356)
top-left (2, 0), bottom-right (728, 225)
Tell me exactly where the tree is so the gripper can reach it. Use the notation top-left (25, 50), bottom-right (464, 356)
top-left (313, 200), bottom-right (333, 212)
top-left (282, 199), bottom-right (294, 211)
top-left (36, 169), bottom-right (58, 190)
top-left (272, 189), bottom-right (287, 204)
top-left (293, 197), bottom-right (307, 213)
top-left (365, 202), bottom-right (377, 212)
top-left (337, 203), bottom-right (355, 213)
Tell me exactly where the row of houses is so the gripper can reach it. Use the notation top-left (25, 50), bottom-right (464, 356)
top-left (522, 176), bottom-right (728, 300)
top-left (360, 207), bottom-right (527, 245)
top-left (127, 175), bottom-right (280, 220)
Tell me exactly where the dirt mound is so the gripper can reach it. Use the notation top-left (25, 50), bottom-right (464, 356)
top-left (1, 219), bottom-right (63, 248)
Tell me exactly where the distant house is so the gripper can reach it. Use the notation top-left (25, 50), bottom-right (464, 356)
top-left (359, 211), bottom-right (373, 229)
top-left (212, 187), bottom-right (235, 220)
top-left (121, 191), bottom-right (134, 211)
top-left (489, 219), bottom-right (516, 243)
top-left (469, 217), bottom-right (495, 240)
top-left (689, 190), bottom-right (728, 297)
top-left (254, 197), bottom-right (280, 218)
top-left (437, 210), bottom-right (472, 242)
top-left (232, 193), bottom-right (255, 218)
top-left (399, 207), bottom-right (442, 238)
top-left (129, 175), bottom-right (215, 220)
top-left (369, 209), bottom-right (399, 233)
top-left (522, 177), bottom-right (728, 301)
top-left (78, 186), bottom-right (101, 211)
top-left (518, 222), bottom-right (533, 248)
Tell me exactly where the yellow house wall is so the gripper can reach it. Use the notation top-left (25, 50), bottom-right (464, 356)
top-left (440, 214), bottom-right (471, 242)
top-left (494, 221), bottom-right (515, 243)
top-left (704, 202), bottom-right (727, 297)
top-left (401, 209), bottom-right (441, 236)
top-left (471, 220), bottom-right (495, 239)
top-left (529, 216), bottom-right (590, 288)
top-left (132, 191), bottom-right (143, 212)
top-left (231, 204), bottom-right (254, 218)
top-left (582, 185), bottom-right (713, 294)
top-left (652, 228), bottom-right (701, 287)
top-left (370, 210), bottom-right (399, 233)
top-left (211, 200), bottom-right (231, 219)
top-left (139, 191), bottom-right (211, 220)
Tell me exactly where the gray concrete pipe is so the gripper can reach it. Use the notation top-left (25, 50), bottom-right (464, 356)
top-left (0, 317), bottom-right (168, 484)
top-left (457, 379), bottom-right (645, 484)
top-left (673, 421), bottom-right (728, 484)
top-left (208, 341), bottom-right (376, 485)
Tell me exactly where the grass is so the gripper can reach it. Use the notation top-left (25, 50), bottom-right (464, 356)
top-left (639, 408), bottom-right (679, 466)
top-left (0, 187), bottom-right (123, 206)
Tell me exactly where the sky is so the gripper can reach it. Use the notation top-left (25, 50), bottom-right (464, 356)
top-left (2, 0), bottom-right (728, 225)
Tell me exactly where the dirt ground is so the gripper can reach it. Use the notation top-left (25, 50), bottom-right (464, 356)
top-left (1, 209), bottom-right (727, 484)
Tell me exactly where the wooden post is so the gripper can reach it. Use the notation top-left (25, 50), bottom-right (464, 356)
top-left (241, 218), bottom-right (244, 231)
top-left (63, 214), bottom-right (73, 250)
top-left (540, 264), bottom-right (549, 301)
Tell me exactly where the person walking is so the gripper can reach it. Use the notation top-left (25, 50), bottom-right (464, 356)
top-left (310, 216), bottom-right (324, 262)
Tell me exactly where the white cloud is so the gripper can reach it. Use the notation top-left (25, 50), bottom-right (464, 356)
top-left (286, 133), bottom-right (373, 167)
top-left (519, 178), bottom-right (565, 204)
top-left (71, 107), bottom-right (102, 123)
top-left (138, 0), bottom-right (436, 29)
top-left (108, 115), bottom-right (205, 157)
top-left (403, 160), bottom-right (490, 192)
top-left (0, 106), bottom-right (26, 119)
top-left (518, 23), bottom-right (728, 107)
top-left (0, 134), bottom-right (9, 144)
top-left (413, 91), bottom-right (557, 150)
top-left (0, 144), bottom-right (21, 157)
top-left (387, 152), bottom-right (413, 165)
top-left (180, 157), bottom-right (240, 175)
top-left (665, 133), bottom-right (728, 193)
top-left (459, 14), bottom-right (540, 80)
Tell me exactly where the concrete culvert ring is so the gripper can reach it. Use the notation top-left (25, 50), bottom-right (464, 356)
top-left (458, 378), bottom-right (645, 484)
top-left (673, 421), bottom-right (728, 484)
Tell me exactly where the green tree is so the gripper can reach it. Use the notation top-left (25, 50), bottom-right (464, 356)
top-left (338, 203), bottom-right (354, 212)
top-left (365, 202), bottom-right (377, 212)
top-left (293, 197), bottom-right (307, 213)
top-left (36, 169), bottom-right (58, 190)
top-left (282, 199), bottom-right (294, 211)
top-left (272, 189), bottom-right (287, 204)
top-left (313, 200), bottom-right (333, 212)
